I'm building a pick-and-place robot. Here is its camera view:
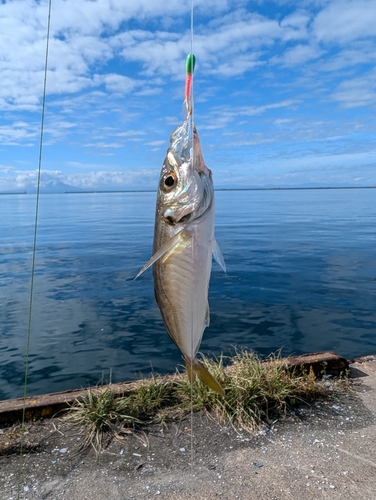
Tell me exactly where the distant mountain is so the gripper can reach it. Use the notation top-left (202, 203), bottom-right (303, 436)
top-left (21, 180), bottom-right (150, 194)
top-left (40, 180), bottom-right (86, 193)
top-left (14, 180), bottom-right (89, 194)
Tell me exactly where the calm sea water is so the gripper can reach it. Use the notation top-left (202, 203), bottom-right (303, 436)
top-left (1, 189), bottom-right (375, 400)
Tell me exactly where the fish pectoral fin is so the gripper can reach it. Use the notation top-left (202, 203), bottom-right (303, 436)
top-left (135, 230), bottom-right (186, 279)
top-left (212, 239), bottom-right (226, 272)
top-left (185, 358), bottom-right (225, 396)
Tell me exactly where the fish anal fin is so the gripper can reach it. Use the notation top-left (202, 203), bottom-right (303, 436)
top-left (135, 230), bottom-right (186, 279)
top-left (212, 239), bottom-right (226, 272)
top-left (186, 358), bottom-right (225, 396)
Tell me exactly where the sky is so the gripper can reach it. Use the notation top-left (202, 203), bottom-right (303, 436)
top-left (1, 0), bottom-right (376, 191)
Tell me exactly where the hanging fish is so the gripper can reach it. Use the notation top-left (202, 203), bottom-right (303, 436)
top-left (136, 117), bottom-right (226, 396)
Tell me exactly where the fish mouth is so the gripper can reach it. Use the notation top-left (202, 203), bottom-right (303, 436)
top-left (164, 210), bottom-right (193, 225)
top-left (165, 216), bottom-right (175, 225)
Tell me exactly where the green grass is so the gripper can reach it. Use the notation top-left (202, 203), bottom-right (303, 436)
top-left (65, 350), bottom-right (327, 453)
top-left (174, 351), bottom-right (324, 431)
top-left (64, 386), bottom-right (140, 454)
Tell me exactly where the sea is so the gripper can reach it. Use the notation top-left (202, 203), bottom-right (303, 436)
top-left (1, 188), bottom-right (375, 400)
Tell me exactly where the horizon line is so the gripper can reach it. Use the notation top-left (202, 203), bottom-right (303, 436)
top-left (1, 185), bottom-right (376, 195)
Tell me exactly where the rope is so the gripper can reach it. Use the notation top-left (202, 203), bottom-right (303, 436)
top-left (17, 0), bottom-right (52, 496)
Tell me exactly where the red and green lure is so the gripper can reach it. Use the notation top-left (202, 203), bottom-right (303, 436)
top-left (184, 53), bottom-right (196, 114)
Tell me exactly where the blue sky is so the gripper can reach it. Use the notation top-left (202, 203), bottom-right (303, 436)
top-left (1, 0), bottom-right (376, 191)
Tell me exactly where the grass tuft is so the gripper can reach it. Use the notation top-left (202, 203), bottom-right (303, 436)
top-left (64, 386), bottom-right (139, 455)
top-left (65, 350), bottom-right (327, 452)
top-left (175, 351), bottom-right (324, 432)
top-left (125, 375), bottom-right (178, 420)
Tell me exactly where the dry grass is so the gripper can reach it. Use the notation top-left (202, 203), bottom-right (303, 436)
top-left (64, 387), bottom-right (140, 454)
top-left (65, 350), bottom-right (327, 452)
top-left (175, 351), bottom-right (324, 432)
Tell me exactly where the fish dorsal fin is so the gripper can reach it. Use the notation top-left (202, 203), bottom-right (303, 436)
top-left (135, 230), bottom-right (185, 279)
top-left (212, 239), bottom-right (226, 272)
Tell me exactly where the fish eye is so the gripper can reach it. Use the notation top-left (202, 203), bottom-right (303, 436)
top-left (165, 176), bottom-right (175, 187)
top-left (162, 172), bottom-right (177, 190)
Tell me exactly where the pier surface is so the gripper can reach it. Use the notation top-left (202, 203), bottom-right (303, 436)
top-left (1, 355), bottom-right (376, 499)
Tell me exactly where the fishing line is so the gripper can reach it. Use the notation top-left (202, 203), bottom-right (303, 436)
top-left (17, 0), bottom-right (52, 497)
top-left (189, 0), bottom-right (195, 474)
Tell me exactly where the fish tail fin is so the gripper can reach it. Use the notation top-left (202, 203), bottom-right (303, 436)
top-left (185, 358), bottom-right (225, 396)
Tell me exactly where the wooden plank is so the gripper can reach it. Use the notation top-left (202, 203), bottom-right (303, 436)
top-left (282, 351), bottom-right (349, 376)
top-left (260, 351), bottom-right (349, 377)
top-left (0, 376), bottom-right (179, 425)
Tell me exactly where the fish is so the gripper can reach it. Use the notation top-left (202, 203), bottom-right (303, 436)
top-left (136, 115), bottom-right (226, 395)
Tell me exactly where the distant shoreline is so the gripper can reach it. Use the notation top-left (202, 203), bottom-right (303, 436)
top-left (0, 191), bottom-right (27, 195)
top-left (0, 186), bottom-right (375, 195)
top-left (64, 186), bottom-right (376, 193)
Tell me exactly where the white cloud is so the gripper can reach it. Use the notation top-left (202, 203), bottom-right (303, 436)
top-left (214, 147), bottom-right (376, 187)
top-left (0, 121), bottom-right (39, 146)
top-left (331, 70), bottom-right (376, 108)
top-left (319, 41), bottom-right (376, 72)
top-left (275, 43), bottom-right (323, 66)
top-left (115, 130), bottom-right (146, 139)
top-left (274, 118), bottom-right (294, 125)
top-left (0, 0), bottom-right (238, 107)
top-left (84, 142), bottom-right (124, 149)
top-left (4, 0), bottom-right (373, 118)
top-left (280, 10), bottom-right (310, 29)
top-left (145, 140), bottom-right (166, 147)
top-left (0, 0), bottom-right (194, 111)
top-left (313, 0), bottom-right (376, 43)
top-left (200, 99), bottom-right (298, 130)
top-left (101, 74), bottom-right (138, 93)
top-left (1, 0), bottom-right (376, 191)
top-left (111, 10), bottom-right (313, 80)
top-left (0, 166), bottom-right (158, 191)
top-left (135, 87), bottom-right (163, 96)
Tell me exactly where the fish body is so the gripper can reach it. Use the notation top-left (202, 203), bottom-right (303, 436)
top-left (137, 116), bottom-right (225, 395)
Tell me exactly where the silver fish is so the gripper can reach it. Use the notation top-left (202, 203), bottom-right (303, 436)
top-left (136, 116), bottom-right (226, 395)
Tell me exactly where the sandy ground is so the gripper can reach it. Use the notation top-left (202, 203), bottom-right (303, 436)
top-left (1, 360), bottom-right (376, 500)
